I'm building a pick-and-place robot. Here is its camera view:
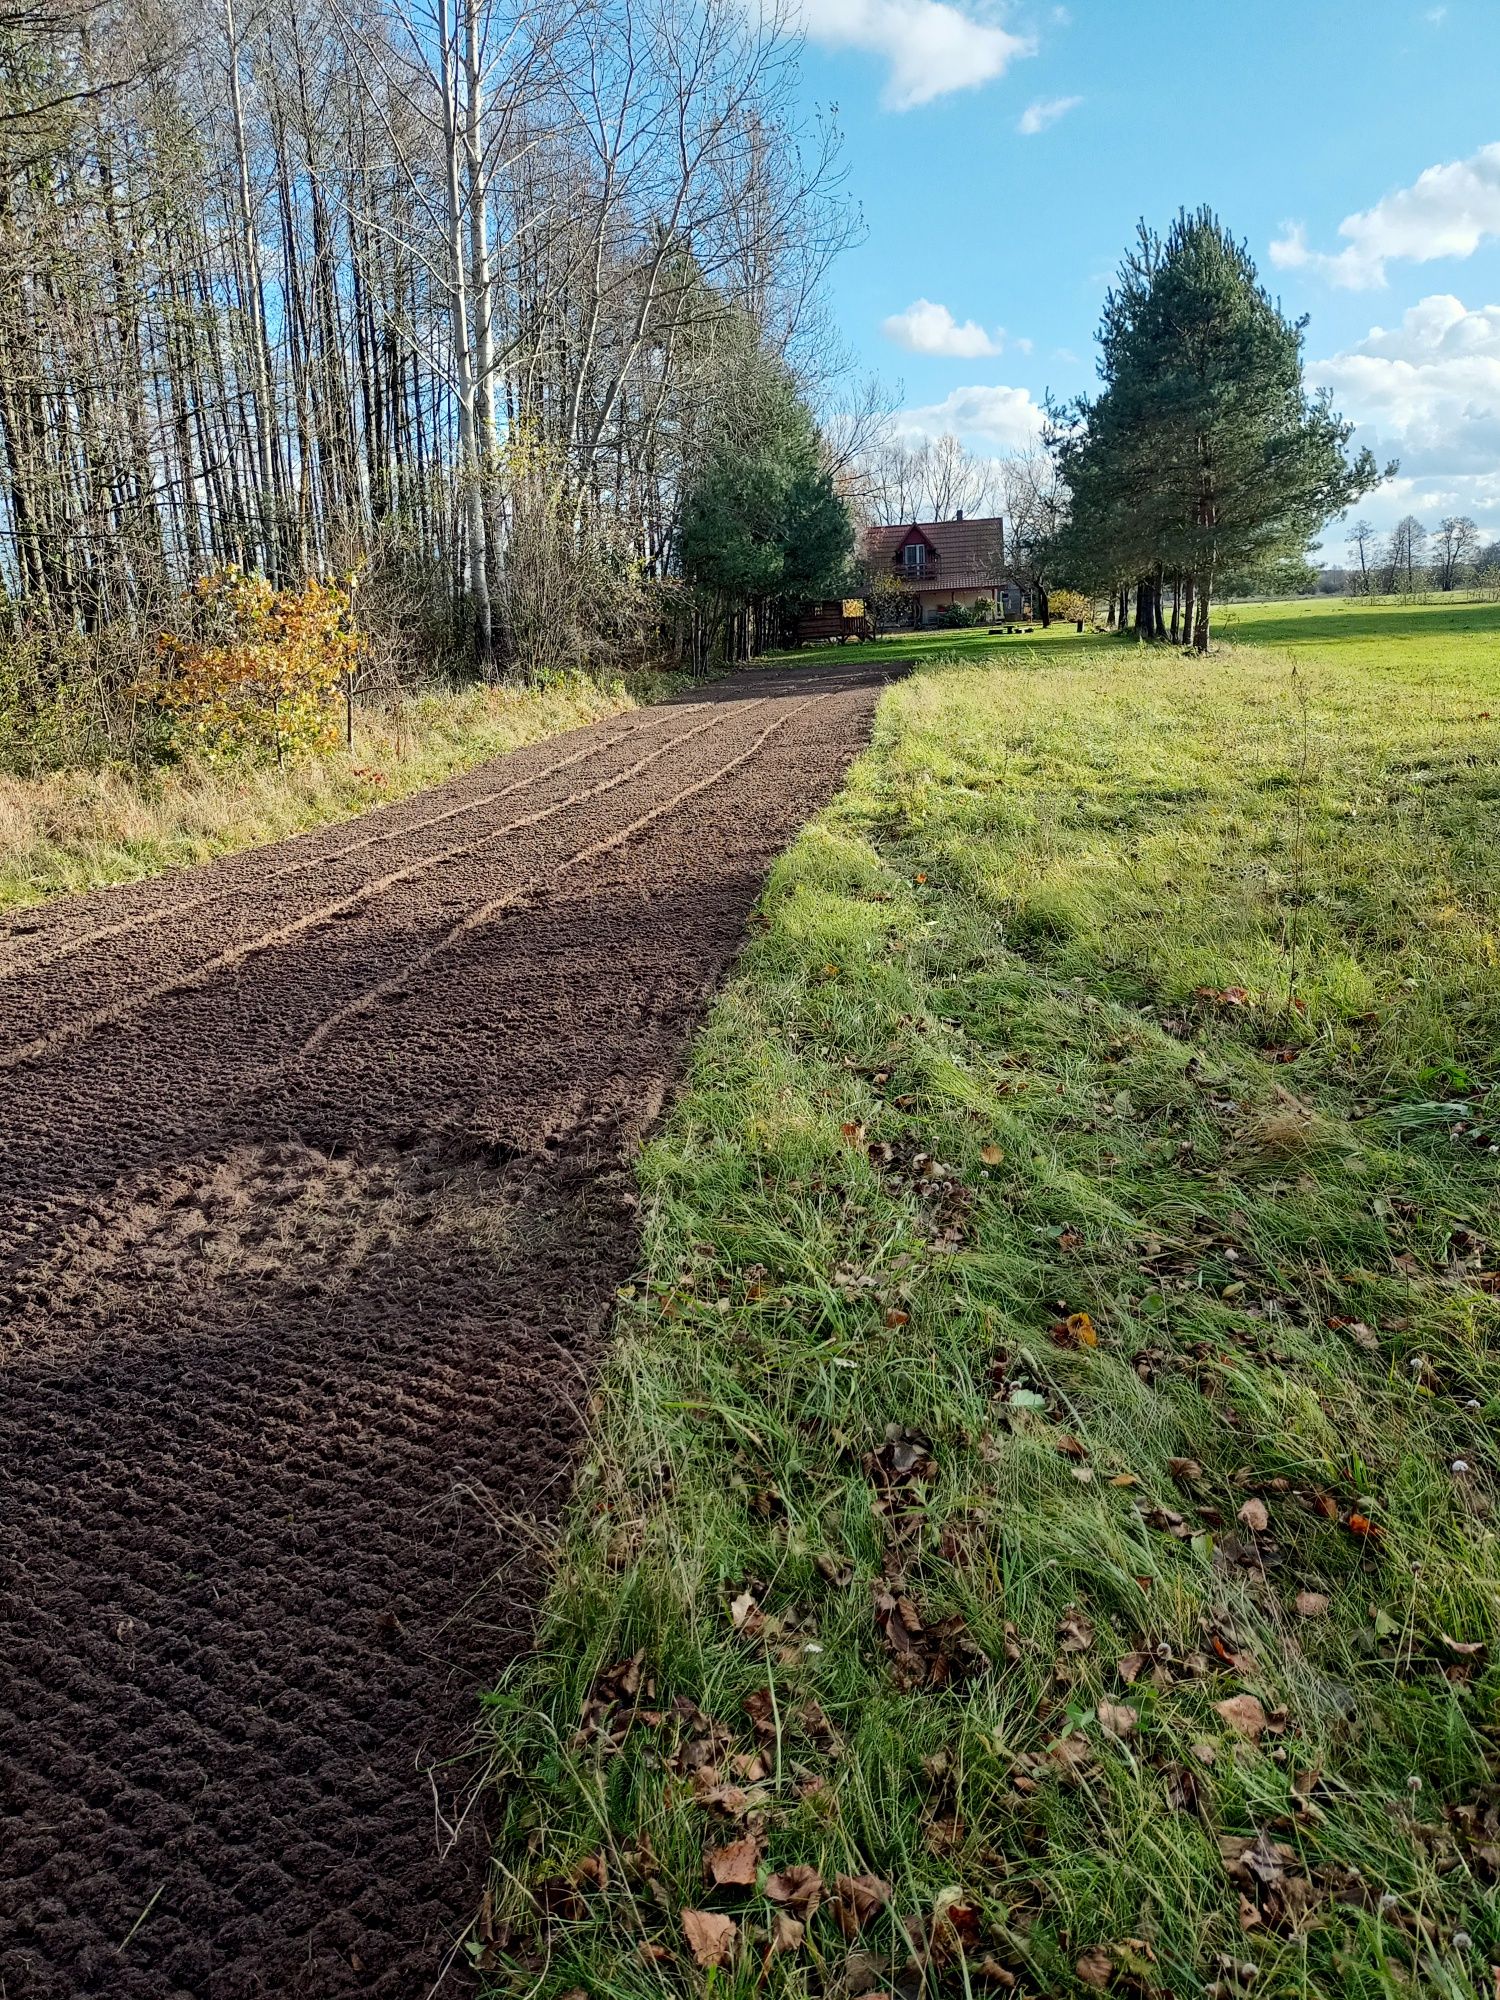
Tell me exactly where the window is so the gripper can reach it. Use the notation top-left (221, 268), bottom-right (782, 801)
top-left (903, 542), bottom-right (926, 574)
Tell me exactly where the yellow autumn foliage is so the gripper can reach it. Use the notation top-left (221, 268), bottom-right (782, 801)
top-left (152, 568), bottom-right (359, 764)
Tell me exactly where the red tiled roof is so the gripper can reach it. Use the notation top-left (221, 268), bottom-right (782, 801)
top-left (864, 515), bottom-right (1005, 581)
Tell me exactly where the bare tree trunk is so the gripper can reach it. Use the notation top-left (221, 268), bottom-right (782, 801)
top-left (438, 0), bottom-right (492, 663)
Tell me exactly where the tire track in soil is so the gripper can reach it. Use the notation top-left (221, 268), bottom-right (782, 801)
top-left (0, 654), bottom-right (903, 2000)
top-left (0, 697), bottom-right (760, 1075)
top-left (0, 705), bottom-right (678, 977)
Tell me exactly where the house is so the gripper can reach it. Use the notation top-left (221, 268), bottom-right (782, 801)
top-left (863, 512), bottom-right (1021, 628)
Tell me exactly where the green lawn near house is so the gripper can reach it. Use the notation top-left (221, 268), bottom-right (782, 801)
top-left (761, 591), bottom-right (1500, 675)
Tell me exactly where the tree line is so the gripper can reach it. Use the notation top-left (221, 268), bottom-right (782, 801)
top-left (0, 0), bottom-right (852, 745)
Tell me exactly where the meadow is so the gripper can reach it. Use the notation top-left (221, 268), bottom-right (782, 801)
top-left (480, 597), bottom-right (1500, 1999)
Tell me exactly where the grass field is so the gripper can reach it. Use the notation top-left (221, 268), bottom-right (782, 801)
top-left (480, 598), bottom-right (1500, 1999)
top-left (0, 671), bottom-right (677, 913)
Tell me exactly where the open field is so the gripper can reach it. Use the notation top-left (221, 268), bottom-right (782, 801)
top-left (483, 599), bottom-right (1500, 1998)
top-left (0, 670), bottom-right (679, 914)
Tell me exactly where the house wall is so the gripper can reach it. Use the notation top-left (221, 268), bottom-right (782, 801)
top-left (914, 585), bottom-right (1021, 625)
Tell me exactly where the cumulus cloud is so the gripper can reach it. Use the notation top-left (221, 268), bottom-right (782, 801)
top-left (893, 381), bottom-right (1045, 449)
top-left (1017, 93), bottom-right (1080, 134)
top-left (794, 0), bottom-right (1033, 109)
top-left (881, 298), bottom-right (1012, 357)
top-left (1270, 142), bottom-right (1500, 289)
top-left (1313, 293), bottom-right (1500, 477)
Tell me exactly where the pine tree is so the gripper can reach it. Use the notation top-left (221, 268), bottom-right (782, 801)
top-left (1051, 209), bottom-right (1387, 648)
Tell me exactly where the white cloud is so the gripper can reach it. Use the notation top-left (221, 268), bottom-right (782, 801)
top-left (793, 0), bottom-right (1033, 109)
top-left (881, 298), bottom-right (1011, 357)
top-left (1017, 93), bottom-right (1080, 135)
top-left (1314, 293), bottom-right (1500, 476)
top-left (893, 381), bottom-right (1045, 450)
top-left (1270, 141), bottom-right (1500, 289)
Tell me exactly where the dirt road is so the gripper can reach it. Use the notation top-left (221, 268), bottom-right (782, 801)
top-left (0, 656), bottom-right (899, 1998)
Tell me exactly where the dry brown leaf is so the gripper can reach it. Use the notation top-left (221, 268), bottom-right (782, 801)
top-left (980, 1143), bottom-right (1004, 1166)
top-left (1058, 1607), bottom-right (1095, 1653)
top-left (706, 1836), bottom-right (760, 1888)
top-left (1237, 1498), bottom-right (1269, 1533)
top-left (1117, 1650), bottom-right (1147, 1685)
top-left (1075, 1944), bottom-right (1114, 1989)
top-left (1068, 1311), bottom-right (1099, 1347)
top-left (764, 1864), bottom-right (824, 1917)
top-left (1168, 1457), bottom-right (1204, 1482)
top-left (681, 1909), bottom-right (737, 1968)
top-left (1190, 1740), bottom-right (1217, 1766)
top-left (1215, 1694), bottom-right (1269, 1740)
top-left (1442, 1632), bottom-right (1485, 1657)
top-left (729, 1590), bottom-right (760, 1631)
top-left (1294, 1590), bottom-right (1329, 1619)
top-left (770, 1914), bottom-right (805, 1955)
top-left (1096, 1701), bottom-right (1138, 1738)
top-left (833, 1873), bottom-right (892, 1936)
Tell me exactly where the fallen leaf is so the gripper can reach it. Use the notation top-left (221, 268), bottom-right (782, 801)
top-left (681, 1909), bottom-right (737, 1968)
top-left (1442, 1632), bottom-right (1485, 1657)
top-left (1294, 1590), bottom-right (1329, 1619)
top-left (1117, 1651), bottom-right (1147, 1684)
top-left (1096, 1701), bottom-right (1138, 1738)
top-left (706, 1836), bottom-right (760, 1888)
top-left (1068, 1311), bottom-right (1099, 1347)
top-left (770, 1914), bottom-right (804, 1954)
top-left (1168, 1457), bottom-right (1204, 1482)
top-left (1055, 1432), bottom-right (1088, 1460)
top-left (1058, 1607), bottom-right (1095, 1653)
top-left (1215, 1694), bottom-right (1269, 1740)
top-left (980, 1143), bottom-right (1004, 1166)
top-left (1190, 1740), bottom-right (1217, 1766)
top-left (884, 1308), bottom-right (910, 1328)
top-left (1075, 1945), bottom-right (1114, 1989)
top-left (764, 1865), bottom-right (823, 1917)
top-left (1237, 1498), bottom-right (1269, 1533)
top-left (730, 1590), bottom-right (760, 1631)
top-left (833, 1873), bottom-right (891, 1936)
top-left (1347, 1513), bottom-right (1383, 1539)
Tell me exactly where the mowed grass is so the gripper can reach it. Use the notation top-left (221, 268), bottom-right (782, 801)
top-left (0, 670), bottom-right (678, 913)
top-left (479, 600), bottom-right (1500, 2000)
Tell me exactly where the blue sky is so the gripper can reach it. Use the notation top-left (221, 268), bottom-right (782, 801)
top-left (792, 0), bottom-right (1500, 553)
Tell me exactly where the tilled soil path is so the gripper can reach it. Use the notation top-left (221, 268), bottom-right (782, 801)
top-left (0, 656), bottom-right (900, 1999)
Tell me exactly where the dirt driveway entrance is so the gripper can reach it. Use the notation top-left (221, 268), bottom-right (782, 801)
top-left (0, 655), bottom-right (899, 1997)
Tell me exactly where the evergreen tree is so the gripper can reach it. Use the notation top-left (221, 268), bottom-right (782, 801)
top-left (1052, 209), bottom-right (1388, 648)
top-left (679, 344), bottom-right (852, 660)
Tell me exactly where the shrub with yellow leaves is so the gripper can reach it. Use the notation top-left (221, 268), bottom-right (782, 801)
top-left (151, 567), bottom-right (359, 764)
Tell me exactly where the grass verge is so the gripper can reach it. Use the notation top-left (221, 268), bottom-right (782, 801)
top-left (0, 670), bottom-right (679, 912)
top-left (479, 624), bottom-right (1500, 1999)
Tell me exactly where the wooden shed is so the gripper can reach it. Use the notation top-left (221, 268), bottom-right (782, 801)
top-left (793, 598), bottom-right (873, 646)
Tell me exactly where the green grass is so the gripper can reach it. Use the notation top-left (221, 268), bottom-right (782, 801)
top-left (0, 670), bottom-right (679, 912)
top-left (479, 598), bottom-right (1500, 2000)
top-left (763, 591), bottom-right (1500, 677)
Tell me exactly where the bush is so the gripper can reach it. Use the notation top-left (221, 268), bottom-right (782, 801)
top-left (150, 568), bottom-right (359, 764)
top-left (930, 601), bottom-right (992, 629)
top-left (1048, 587), bottom-right (1091, 623)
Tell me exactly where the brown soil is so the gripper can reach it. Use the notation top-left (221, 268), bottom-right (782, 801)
top-left (0, 656), bottom-right (900, 1998)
